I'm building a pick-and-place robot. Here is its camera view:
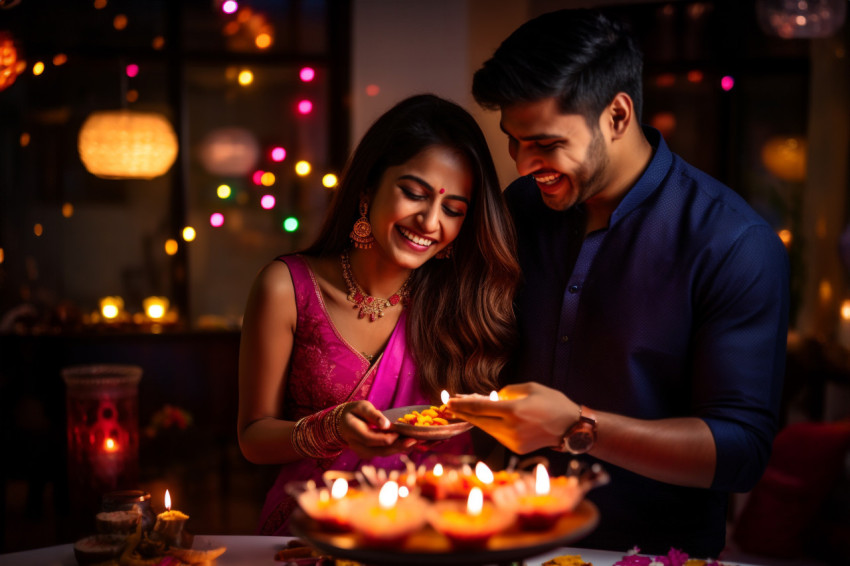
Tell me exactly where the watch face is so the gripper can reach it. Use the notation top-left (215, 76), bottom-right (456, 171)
top-left (567, 430), bottom-right (594, 453)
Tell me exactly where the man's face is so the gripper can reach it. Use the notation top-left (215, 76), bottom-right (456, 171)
top-left (500, 97), bottom-right (610, 212)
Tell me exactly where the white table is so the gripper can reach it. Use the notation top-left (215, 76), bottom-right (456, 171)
top-left (0, 535), bottom-right (761, 566)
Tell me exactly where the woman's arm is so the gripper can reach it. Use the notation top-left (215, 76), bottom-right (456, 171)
top-left (237, 259), bottom-right (417, 465)
top-left (237, 260), bottom-right (301, 465)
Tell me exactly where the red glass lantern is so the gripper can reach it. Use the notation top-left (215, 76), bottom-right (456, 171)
top-left (63, 364), bottom-right (142, 517)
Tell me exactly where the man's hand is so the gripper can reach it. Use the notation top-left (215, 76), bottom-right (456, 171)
top-left (447, 382), bottom-right (580, 454)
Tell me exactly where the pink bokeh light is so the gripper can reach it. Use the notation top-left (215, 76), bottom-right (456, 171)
top-left (210, 212), bottom-right (225, 227)
top-left (720, 75), bottom-right (735, 91)
top-left (297, 100), bottom-right (313, 115)
top-left (260, 194), bottom-right (276, 209)
top-left (270, 147), bottom-right (286, 162)
top-left (299, 67), bottom-right (315, 82)
top-left (126, 64), bottom-right (139, 78)
top-left (222, 1), bottom-right (238, 15)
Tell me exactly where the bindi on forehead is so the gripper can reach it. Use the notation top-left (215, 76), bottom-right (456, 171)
top-left (439, 188), bottom-right (446, 194)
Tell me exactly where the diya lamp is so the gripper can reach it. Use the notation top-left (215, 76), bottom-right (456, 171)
top-left (151, 490), bottom-right (189, 547)
top-left (514, 464), bottom-right (581, 531)
top-left (418, 462), bottom-right (450, 500)
top-left (295, 478), bottom-right (357, 532)
top-left (348, 481), bottom-right (427, 547)
top-left (427, 486), bottom-right (517, 549)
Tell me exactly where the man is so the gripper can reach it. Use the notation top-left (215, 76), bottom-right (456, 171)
top-left (448, 8), bottom-right (789, 557)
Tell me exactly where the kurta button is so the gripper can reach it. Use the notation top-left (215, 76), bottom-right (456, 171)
top-left (568, 285), bottom-right (580, 294)
top-left (561, 335), bottom-right (569, 343)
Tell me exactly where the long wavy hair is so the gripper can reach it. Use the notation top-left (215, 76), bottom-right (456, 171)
top-left (302, 94), bottom-right (520, 398)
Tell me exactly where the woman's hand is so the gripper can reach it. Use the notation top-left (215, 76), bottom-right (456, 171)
top-left (338, 401), bottom-right (418, 458)
top-left (446, 382), bottom-right (579, 454)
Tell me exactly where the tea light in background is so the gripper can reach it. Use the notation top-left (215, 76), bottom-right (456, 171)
top-left (143, 296), bottom-right (169, 320)
top-left (489, 390), bottom-right (500, 401)
top-left (839, 300), bottom-right (850, 349)
top-left (348, 481), bottom-right (426, 547)
top-left (152, 489), bottom-right (189, 547)
top-left (427, 486), bottom-right (517, 549)
top-left (515, 464), bottom-right (581, 531)
top-left (99, 296), bottom-right (124, 320)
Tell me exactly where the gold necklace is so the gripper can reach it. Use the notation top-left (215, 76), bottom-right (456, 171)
top-left (340, 250), bottom-right (411, 322)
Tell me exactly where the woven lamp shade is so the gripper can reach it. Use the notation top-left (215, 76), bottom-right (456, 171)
top-left (78, 110), bottom-right (178, 179)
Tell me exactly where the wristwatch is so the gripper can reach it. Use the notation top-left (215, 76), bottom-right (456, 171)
top-left (554, 405), bottom-right (597, 454)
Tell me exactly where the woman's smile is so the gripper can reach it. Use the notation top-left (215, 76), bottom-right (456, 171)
top-left (396, 225), bottom-right (435, 250)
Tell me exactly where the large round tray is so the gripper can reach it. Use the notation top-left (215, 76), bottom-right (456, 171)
top-left (290, 499), bottom-right (598, 566)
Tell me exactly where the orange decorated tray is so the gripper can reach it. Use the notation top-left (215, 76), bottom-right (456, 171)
top-left (290, 499), bottom-right (598, 566)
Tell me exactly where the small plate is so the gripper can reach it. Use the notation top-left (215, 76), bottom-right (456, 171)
top-left (384, 405), bottom-right (473, 440)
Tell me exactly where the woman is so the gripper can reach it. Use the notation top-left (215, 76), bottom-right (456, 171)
top-left (237, 94), bottom-right (519, 535)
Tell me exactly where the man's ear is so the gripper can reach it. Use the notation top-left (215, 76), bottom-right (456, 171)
top-left (605, 92), bottom-right (634, 140)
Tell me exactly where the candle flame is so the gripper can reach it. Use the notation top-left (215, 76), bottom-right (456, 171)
top-left (164, 489), bottom-right (171, 511)
top-left (103, 437), bottom-right (119, 452)
top-left (433, 463), bottom-right (443, 477)
top-left (489, 390), bottom-right (500, 401)
top-left (474, 461), bottom-right (494, 484)
top-left (378, 481), bottom-right (399, 509)
top-left (534, 463), bottom-right (550, 495)
top-left (467, 487), bottom-right (483, 516)
top-left (440, 390), bottom-right (450, 404)
top-left (331, 478), bottom-right (348, 499)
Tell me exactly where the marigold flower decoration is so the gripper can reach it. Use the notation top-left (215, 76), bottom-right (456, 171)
top-left (144, 404), bottom-right (193, 439)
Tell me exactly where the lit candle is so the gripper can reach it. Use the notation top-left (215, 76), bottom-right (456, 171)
top-left (419, 463), bottom-right (448, 500)
top-left (296, 478), bottom-right (357, 532)
top-left (489, 390), bottom-right (500, 401)
top-left (143, 296), bottom-right (169, 320)
top-left (347, 481), bottom-right (427, 547)
top-left (427, 486), bottom-right (517, 549)
top-left (440, 390), bottom-right (450, 405)
top-left (99, 296), bottom-right (124, 321)
top-left (103, 437), bottom-right (119, 453)
top-left (515, 464), bottom-right (581, 531)
top-left (151, 490), bottom-right (189, 548)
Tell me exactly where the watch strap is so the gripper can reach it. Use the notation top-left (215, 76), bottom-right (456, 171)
top-left (553, 404), bottom-right (597, 454)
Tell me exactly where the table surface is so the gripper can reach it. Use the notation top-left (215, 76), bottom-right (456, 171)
top-left (0, 535), bottom-right (763, 566)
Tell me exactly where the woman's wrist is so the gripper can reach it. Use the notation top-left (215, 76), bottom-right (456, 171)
top-left (291, 404), bottom-right (348, 459)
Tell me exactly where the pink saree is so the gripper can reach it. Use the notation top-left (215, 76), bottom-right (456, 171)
top-left (257, 255), bottom-right (471, 535)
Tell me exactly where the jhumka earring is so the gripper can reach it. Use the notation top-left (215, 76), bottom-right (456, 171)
top-left (435, 242), bottom-right (454, 259)
top-left (350, 198), bottom-right (375, 249)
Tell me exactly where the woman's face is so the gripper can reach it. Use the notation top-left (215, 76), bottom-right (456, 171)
top-left (368, 145), bottom-right (473, 270)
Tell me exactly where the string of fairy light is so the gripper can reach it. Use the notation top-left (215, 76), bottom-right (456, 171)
top-left (1, 0), bottom-right (344, 325)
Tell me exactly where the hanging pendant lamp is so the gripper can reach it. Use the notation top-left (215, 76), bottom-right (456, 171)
top-left (78, 109), bottom-right (178, 179)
